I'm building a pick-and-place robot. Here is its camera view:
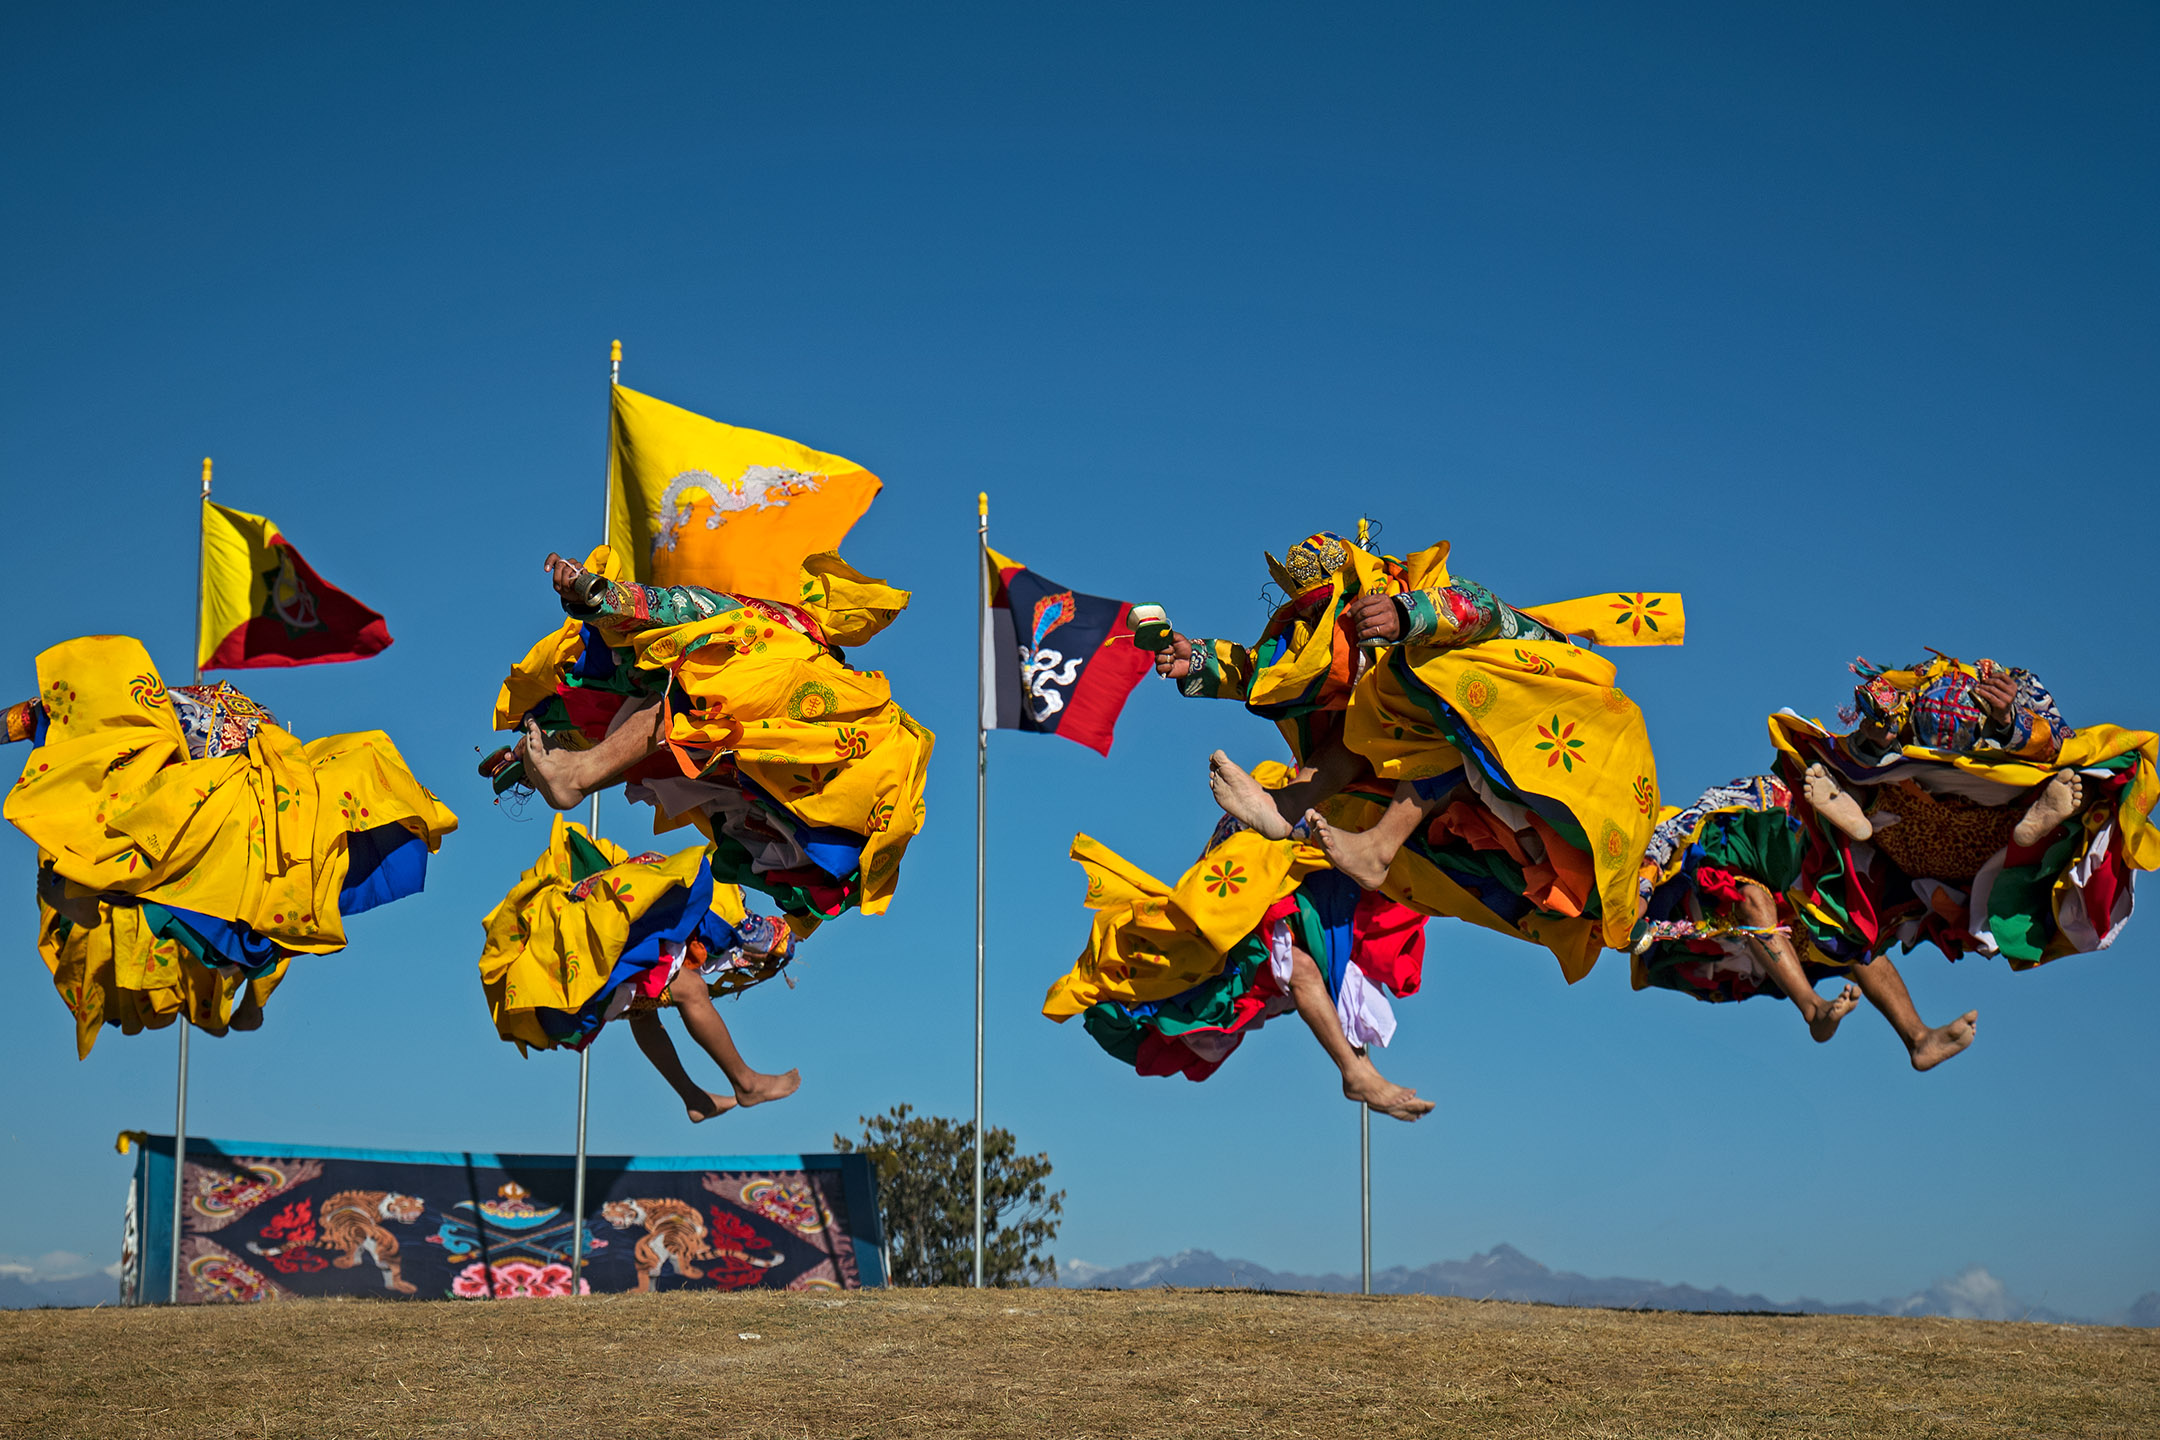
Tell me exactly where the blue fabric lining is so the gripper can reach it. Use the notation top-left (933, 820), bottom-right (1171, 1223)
top-left (340, 825), bottom-right (430, 916)
top-left (143, 903), bottom-right (285, 978)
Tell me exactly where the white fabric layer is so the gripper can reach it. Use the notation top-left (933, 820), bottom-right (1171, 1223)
top-left (1264, 918), bottom-right (1396, 1050)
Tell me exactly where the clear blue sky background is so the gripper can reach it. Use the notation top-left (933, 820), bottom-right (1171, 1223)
top-left (2, 3), bottom-right (2154, 1315)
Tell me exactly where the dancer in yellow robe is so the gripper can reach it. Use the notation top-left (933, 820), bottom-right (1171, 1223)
top-left (484, 547), bottom-right (933, 926)
top-left (5, 636), bottom-right (457, 1056)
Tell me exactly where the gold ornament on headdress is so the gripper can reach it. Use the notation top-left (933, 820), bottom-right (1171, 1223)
top-left (1265, 532), bottom-right (1350, 596)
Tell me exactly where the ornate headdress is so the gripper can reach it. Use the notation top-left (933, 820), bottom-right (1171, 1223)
top-left (1264, 531), bottom-right (1351, 600)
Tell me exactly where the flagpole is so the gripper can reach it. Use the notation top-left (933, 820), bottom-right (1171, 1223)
top-left (170, 457), bottom-right (211, 1304)
top-left (570, 340), bottom-right (620, 1294)
top-left (973, 491), bottom-right (988, 1288)
top-left (1352, 517), bottom-right (1374, 1302)
top-left (1360, 1066), bottom-right (1372, 1296)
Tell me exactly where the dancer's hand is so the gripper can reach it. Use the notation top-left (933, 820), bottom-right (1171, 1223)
top-left (1154, 633), bottom-right (1194, 680)
top-left (1345, 593), bottom-right (1402, 643)
top-left (543, 552), bottom-right (584, 598)
top-left (1974, 670), bottom-right (2018, 722)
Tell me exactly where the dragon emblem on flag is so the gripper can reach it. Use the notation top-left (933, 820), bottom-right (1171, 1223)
top-left (650, 466), bottom-right (828, 557)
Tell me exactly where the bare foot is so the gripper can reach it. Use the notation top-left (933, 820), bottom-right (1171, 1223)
top-left (732, 1068), bottom-right (802, 1109)
top-left (1804, 763), bottom-right (1873, 842)
top-left (1308, 810), bottom-right (1392, 891)
top-left (518, 718), bottom-right (587, 810)
top-left (1807, 982), bottom-right (1861, 1043)
top-left (1909, 1010), bottom-right (1978, 1071)
top-left (2013, 771), bottom-right (2084, 847)
top-left (229, 986), bottom-right (265, 1032)
top-left (685, 1091), bottom-right (738, 1123)
top-left (1343, 1072), bottom-right (1435, 1122)
top-left (1208, 751), bottom-right (1293, 841)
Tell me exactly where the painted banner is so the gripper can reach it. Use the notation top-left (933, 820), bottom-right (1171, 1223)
top-left (120, 1136), bottom-right (885, 1304)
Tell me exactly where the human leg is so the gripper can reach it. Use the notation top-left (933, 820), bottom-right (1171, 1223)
top-left (1304, 781), bottom-right (1446, 890)
top-left (628, 1009), bottom-right (737, 1122)
top-left (1284, 944), bottom-right (1432, 1121)
top-left (1732, 881), bottom-right (1859, 1043)
top-left (666, 967), bottom-right (801, 1107)
top-left (1207, 740), bottom-right (1366, 841)
top-left (517, 695), bottom-right (666, 810)
top-left (1845, 952), bottom-right (1977, 1071)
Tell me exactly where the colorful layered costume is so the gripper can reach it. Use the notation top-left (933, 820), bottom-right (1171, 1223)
top-left (1632, 657), bottom-right (2159, 1006)
top-left (493, 546), bottom-right (934, 923)
top-left (1182, 532), bottom-right (1680, 981)
top-left (1047, 532), bottom-right (1680, 1078)
top-left (480, 816), bottom-right (801, 1053)
top-left (5, 636), bottom-right (457, 1055)
top-left (1043, 777), bottom-right (1428, 1080)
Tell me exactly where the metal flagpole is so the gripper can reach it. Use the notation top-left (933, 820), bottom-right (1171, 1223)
top-left (171, 457), bottom-right (211, 1304)
top-left (570, 340), bottom-right (621, 1294)
top-left (973, 491), bottom-right (988, 1288)
top-left (1355, 514), bottom-right (1376, 1301)
top-left (1360, 1079), bottom-right (1372, 1295)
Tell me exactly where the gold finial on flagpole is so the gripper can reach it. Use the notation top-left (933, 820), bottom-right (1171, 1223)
top-left (978, 491), bottom-right (988, 518)
top-left (1357, 516), bottom-right (1370, 548)
top-left (610, 339), bottom-right (622, 386)
top-left (201, 457), bottom-right (212, 499)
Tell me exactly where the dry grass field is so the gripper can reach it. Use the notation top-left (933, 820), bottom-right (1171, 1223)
top-left (3, 1286), bottom-right (2156, 1439)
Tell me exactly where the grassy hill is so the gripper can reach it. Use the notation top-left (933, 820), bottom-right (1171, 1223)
top-left (3, 1285), bottom-right (2154, 1438)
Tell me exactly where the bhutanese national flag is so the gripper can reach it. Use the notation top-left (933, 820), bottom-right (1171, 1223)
top-left (199, 503), bottom-right (392, 671)
top-left (982, 547), bottom-right (1153, 756)
top-left (605, 385), bottom-right (882, 604)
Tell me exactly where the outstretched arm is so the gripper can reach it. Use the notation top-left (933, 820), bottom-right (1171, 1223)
top-left (1388, 579), bottom-right (1564, 649)
top-left (1154, 630), bottom-right (1259, 700)
top-left (543, 552), bottom-right (743, 632)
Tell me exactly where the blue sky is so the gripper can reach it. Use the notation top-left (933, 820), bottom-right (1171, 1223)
top-left (2, 2), bottom-right (2154, 1315)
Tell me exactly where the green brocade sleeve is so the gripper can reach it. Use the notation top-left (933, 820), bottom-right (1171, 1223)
top-left (1177, 638), bottom-right (1257, 701)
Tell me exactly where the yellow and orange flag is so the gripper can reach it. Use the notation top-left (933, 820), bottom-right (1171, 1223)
top-left (605, 385), bottom-right (882, 604)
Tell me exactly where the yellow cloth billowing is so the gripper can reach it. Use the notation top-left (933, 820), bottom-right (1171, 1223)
top-left (5, 636), bottom-right (454, 1052)
top-left (38, 895), bottom-right (291, 1058)
top-left (500, 547), bottom-right (935, 916)
top-left (7, 637), bottom-right (458, 953)
top-left (606, 385), bottom-right (883, 604)
top-left (479, 816), bottom-right (748, 1053)
top-left (1346, 638), bottom-right (1663, 953)
top-left (1042, 826), bottom-right (1326, 1021)
top-left (1517, 591), bottom-right (1686, 648)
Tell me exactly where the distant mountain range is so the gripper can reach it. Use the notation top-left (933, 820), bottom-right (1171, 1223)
top-left (0, 1271), bottom-right (118, 1310)
top-left (1057, 1244), bottom-right (2159, 1328)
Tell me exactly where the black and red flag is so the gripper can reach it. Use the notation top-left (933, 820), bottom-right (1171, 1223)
top-left (980, 545), bottom-right (1152, 756)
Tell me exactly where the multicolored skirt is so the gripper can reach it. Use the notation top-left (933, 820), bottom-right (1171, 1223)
top-left (1767, 714), bottom-right (2159, 968)
top-left (480, 816), bottom-right (800, 1053)
top-left (1042, 823), bottom-right (1427, 1082)
top-left (5, 636), bottom-right (457, 1056)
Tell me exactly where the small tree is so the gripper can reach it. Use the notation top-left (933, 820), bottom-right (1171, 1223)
top-left (835, 1103), bottom-right (1064, 1287)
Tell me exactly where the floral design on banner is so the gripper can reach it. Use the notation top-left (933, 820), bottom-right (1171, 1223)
top-left (449, 1260), bottom-right (588, 1299)
top-left (738, 1179), bottom-right (826, 1234)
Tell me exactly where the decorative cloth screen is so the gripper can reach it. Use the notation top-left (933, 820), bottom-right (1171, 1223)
top-left (121, 1136), bottom-right (885, 1304)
